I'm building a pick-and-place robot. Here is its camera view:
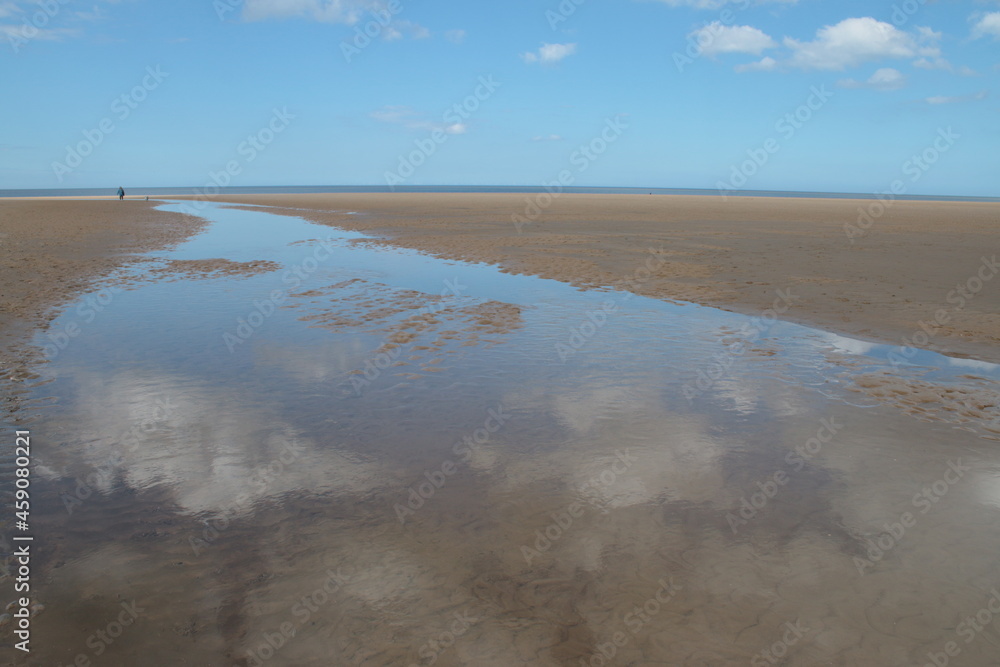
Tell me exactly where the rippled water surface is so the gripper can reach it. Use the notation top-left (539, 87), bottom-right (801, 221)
top-left (5, 202), bottom-right (1000, 666)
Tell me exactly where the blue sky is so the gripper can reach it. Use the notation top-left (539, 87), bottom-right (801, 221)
top-left (1, 0), bottom-right (997, 195)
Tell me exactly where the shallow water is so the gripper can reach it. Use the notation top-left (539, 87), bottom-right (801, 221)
top-left (4, 202), bottom-right (1000, 666)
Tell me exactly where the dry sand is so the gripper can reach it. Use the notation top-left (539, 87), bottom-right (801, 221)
top-left (172, 192), bottom-right (1000, 364)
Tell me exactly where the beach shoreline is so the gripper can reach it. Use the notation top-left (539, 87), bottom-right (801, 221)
top-left (2, 192), bottom-right (998, 373)
top-left (180, 192), bottom-right (1000, 364)
top-left (0, 199), bottom-right (205, 409)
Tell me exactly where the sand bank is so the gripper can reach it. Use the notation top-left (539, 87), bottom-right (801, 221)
top-left (169, 193), bottom-right (1000, 364)
top-left (0, 199), bottom-right (204, 391)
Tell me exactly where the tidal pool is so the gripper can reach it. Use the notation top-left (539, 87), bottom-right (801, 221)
top-left (4, 202), bottom-right (1000, 666)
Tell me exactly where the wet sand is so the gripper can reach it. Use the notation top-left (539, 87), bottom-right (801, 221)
top-left (2, 196), bottom-right (1000, 666)
top-left (0, 199), bottom-right (205, 385)
top-left (170, 192), bottom-right (1000, 364)
top-left (4, 193), bottom-right (999, 371)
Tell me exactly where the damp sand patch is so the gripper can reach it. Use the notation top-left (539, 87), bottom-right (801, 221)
top-left (149, 258), bottom-right (282, 281)
top-left (848, 371), bottom-right (1000, 440)
top-left (287, 279), bottom-right (523, 376)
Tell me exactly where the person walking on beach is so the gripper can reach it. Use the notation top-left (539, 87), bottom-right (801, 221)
top-left (117, 186), bottom-right (125, 200)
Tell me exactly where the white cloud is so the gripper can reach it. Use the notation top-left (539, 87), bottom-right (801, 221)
top-left (243, 0), bottom-right (363, 22)
top-left (243, 0), bottom-right (372, 23)
top-left (783, 17), bottom-right (940, 70)
top-left (734, 56), bottom-right (777, 72)
top-left (972, 12), bottom-right (1000, 40)
top-left (914, 56), bottom-right (952, 70)
top-left (370, 106), bottom-right (468, 135)
top-left (382, 19), bottom-right (428, 41)
top-left (690, 22), bottom-right (776, 56)
top-left (522, 42), bottom-right (577, 64)
top-left (838, 67), bottom-right (906, 91)
top-left (0, 0), bottom-right (112, 45)
top-left (925, 91), bottom-right (988, 104)
top-left (369, 105), bottom-right (414, 124)
top-left (913, 57), bottom-right (978, 76)
top-left (0, 23), bottom-right (76, 42)
top-left (445, 29), bottom-right (465, 44)
top-left (241, 0), bottom-right (428, 37)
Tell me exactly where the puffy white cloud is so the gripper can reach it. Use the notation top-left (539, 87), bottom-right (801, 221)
top-left (522, 42), bottom-right (577, 64)
top-left (783, 17), bottom-right (940, 70)
top-left (838, 67), bottom-right (906, 91)
top-left (689, 22), bottom-right (776, 56)
top-left (972, 12), bottom-right (1000, 40)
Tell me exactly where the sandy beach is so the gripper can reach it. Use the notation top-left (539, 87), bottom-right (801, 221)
top-left (2, 193), bottom-right (1000, 665)
top-left (0, 199), bottom-right (204, 401)
top-left (174, 192), bottom-right (1000, 363)
top-left (3, 193), bottom-right (998, 374)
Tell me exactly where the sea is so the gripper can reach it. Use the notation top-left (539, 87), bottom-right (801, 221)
top-left (1, 185), bottom-right (999, 202)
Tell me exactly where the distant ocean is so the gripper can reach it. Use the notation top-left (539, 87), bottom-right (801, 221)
top-left (1, 185), bottom-right (998, 203)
